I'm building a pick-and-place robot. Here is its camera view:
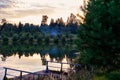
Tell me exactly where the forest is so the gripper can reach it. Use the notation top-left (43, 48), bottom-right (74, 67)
top-left (0, 14), bottom-right (79, 44)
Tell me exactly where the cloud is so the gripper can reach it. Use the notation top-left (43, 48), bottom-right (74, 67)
top-left (0, 5), bottom-right (8, 8)
top-left (0, 0), bottom-right (81, 24)
top-left (0, 0), bottom-right (56, 19)
top-left (0, 7), bottom-right (55, 19)
top-left (14, 8), bottom-right (55, 17)
top-left (0, 0), bottom-right (13, 8)
top-left (31, 4), bottom-right (57, 9)
top-left (0, 3), bottom-right (9, 9)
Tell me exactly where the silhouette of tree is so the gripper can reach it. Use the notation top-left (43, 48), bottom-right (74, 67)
top-left (1, 18), bottom-right (7, 24)
top-left (41, 15), bottom-right (48, 26)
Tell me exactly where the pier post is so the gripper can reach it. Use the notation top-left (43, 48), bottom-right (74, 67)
top-left (45, 61), bottom-right (49, 73)
top-left (60, 63), bottom-right (63, 72)
top-left (38, 74), bottom-right (40, 80)
top-left (33, 74), bottom-right (35, 80)
top-left (20, 71), bottom-right (22, 80)
top-left (3, 68), bottom-right (7, 80)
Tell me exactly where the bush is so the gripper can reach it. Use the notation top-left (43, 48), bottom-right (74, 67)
top-left (106, 71), bottom-right (120, 80)
top-left (3, 37), bottom-right (8, 42)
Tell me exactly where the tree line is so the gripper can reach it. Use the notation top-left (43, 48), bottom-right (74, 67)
top-left (0, 18), bottom-right (78, 43)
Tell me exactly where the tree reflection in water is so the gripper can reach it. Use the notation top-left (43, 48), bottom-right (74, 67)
top-left (0, 43), bottom-right (78, 64)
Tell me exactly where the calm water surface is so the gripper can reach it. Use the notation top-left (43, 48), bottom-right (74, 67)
top-left (0, 54), bottom-right (44, 79)
top-left (0, 54), bottom-right (70, 80)
top-left (0, 44), bottom-right (77, 80)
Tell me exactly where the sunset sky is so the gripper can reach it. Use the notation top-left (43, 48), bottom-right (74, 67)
top-left (0, 0), bottom-right (83, 25)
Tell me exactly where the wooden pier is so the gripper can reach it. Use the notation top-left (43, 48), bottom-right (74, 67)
top-left (45, 61), bottom-right (81, 73)
top-left (3, 61), bottom-right (81, 80)
top-left (3, 67), bottom-right (48, 80)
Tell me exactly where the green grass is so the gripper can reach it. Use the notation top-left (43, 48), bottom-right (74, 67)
top-left (94, 75), bottom-right (106, 80)
top-left (94, 71), bottom-right (120, 80)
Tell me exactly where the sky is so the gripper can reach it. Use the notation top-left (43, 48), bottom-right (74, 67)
top-left (0, 0), bottom-right (83, 25)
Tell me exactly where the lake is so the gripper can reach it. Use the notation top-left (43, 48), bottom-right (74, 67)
top-left (0, 43), bottom-right (77, 80)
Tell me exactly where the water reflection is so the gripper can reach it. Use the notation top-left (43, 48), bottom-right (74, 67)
top-left (0, 43), bottom-right (78, 63)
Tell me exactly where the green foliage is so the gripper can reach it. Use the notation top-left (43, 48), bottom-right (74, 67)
top-left (94, 71), bottom-right (120, 80)
top-left (106, 71), bottom-right (120, 80)
top-left (3, 37), bottom-right (8, 42)
top-left (12, 33), bottom-right (18, 41)
top-left (54, 37), bottom-right (59, 44)
top-left (66, 69), bottom-right (93, 80)
top-left (0, 22), bottom-right (77, 44)
top-left (62, 37), bottom-right (66, 44)
top-left (44, 35), bottom-right (50, 44)
top-left (94, 76), bottom-right (106, 80)
top-left (77, 0), bottom-right (120, 72)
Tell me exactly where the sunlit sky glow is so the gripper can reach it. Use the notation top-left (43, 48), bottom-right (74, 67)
top-left (0, 0), bottom-right (83, 25)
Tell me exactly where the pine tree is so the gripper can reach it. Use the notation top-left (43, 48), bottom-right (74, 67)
top-left (77, 0), bottom-right (120, 72)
